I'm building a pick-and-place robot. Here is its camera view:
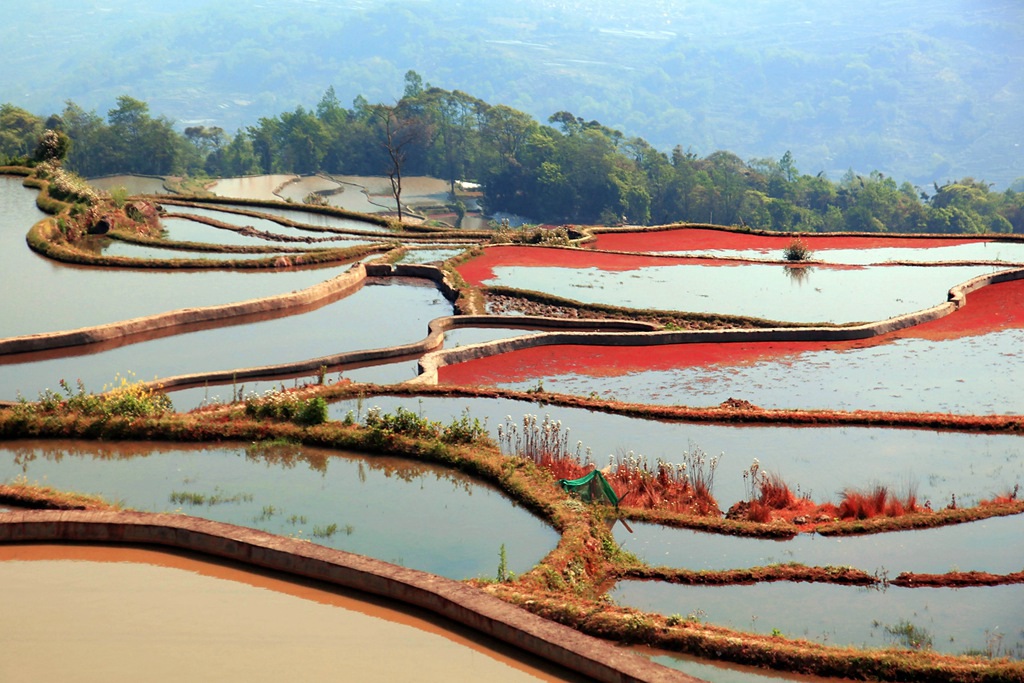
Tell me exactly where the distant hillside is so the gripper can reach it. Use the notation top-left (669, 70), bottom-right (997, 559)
top-left (4, 0), bottom-right (1022, 188)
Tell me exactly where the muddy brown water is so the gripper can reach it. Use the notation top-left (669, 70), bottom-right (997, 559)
top-left (207, 175), bottom-right (298, 200)
top-left (0, 544), bottom-right (582, 682)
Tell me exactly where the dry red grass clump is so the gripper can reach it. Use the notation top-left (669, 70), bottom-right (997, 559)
top-left (838, 484), bottom-right (921, 519)
top-left (497, 415), bottom-right (721, 515)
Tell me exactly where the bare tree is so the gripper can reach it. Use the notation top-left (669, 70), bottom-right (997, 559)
top-left (373, 103), bottom-right (428, 224)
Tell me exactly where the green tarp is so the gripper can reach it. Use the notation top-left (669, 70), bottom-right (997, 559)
top-left (559, 470), bottom-right (619, 508)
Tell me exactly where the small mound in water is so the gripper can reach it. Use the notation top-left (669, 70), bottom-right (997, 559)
top-left (720, 397), bottom-right (758, 410)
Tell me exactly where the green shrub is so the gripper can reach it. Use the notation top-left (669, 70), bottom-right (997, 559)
top-left (296, 396), bottom-right (328, 426)
top-left (244, 390), bottom-right (327, 426)
top-left (34, 375), bottom-right (172, 418)
top-left (783, 237), bottom-right (814, 261)
top-left (363, 406), bottom-right (488, 445)
top-left (442, 408), bottom-right (489, 444)
top-left (110, 185), bottom-right (129, 209)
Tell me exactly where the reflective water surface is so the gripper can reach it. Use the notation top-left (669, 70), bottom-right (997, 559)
top-left (462, 327), bottom-right (1024, 414)
top-left (0, 279), bottom-right (450, 402)
top-left (0, 177), bottom-right (359, 337)
top-left (327, 394), bottom-right (1024, 510)
top-left (614, 517), bottom-right (1024, 575)
top-left (0, 440), bottom-right (558, 579)
top-left (480, 262), bottom-right (998, 323)
top-left (611, 579), bottom-right (1024, 658)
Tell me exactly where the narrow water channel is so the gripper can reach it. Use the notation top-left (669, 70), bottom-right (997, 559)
top-left (0, 278), bottom-right (450, 403)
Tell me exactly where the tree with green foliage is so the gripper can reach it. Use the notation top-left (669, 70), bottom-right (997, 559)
top-left (0, 104), bottom-right (44, 163)
top-left (33, 129), bottom-right (72, 164)
top-left (6, 77), bottom-right (1020, 235)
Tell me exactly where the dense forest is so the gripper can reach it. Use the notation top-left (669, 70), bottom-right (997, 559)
top-left (2, 75), bottom-right (1022, 234)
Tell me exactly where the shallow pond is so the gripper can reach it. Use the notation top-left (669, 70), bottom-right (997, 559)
top-left (0, 439), bottom-right (558, 579)
top-left (476, 261), bottom-right (998, 324)
top-left (0, 545), bottom-right (572, 682)
top-left (653, 242), bottom-right (1024, 266)
top-left (610, 579), bottom-right (1024, 658)
top-left (87, 174), bottom-right (170, 195)
top-left (326, 395), bottom-right (1024, 511)
top-left (208, 175), bottom-right (298, 200)
top-left (592, 228), bottom-right (1024, 266)
top-left (614, 517), bottom-right (1024, 575)
top-left (169, 203), bottom-right (392, 234)
top-left (447, 328), bottom-right (1024, 414)
top-left (95, 241), bottom-right (305, 261)
top-left (397, 247), bottom-right (473, 264)
top-left (159, 215), bottom-right (315, 247)
top-left (0, 279), bottom-right (451, 402)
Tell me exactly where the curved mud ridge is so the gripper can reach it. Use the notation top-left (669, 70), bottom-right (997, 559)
top-left (0, 509), bottom-right (691, 683)
top-left (2, 253), bottom-right (1022, 398)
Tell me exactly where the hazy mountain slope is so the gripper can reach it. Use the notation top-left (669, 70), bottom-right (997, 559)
top-left (4, 0), bottom-right (1021, 187)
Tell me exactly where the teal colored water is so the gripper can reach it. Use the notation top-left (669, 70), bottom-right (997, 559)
top-left (0, 439), bottom-right (558, 580)
top-left (611, 579), bottom-right (1024, 658)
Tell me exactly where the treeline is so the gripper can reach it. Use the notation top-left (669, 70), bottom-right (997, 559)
top-left (2, 75), bottom-right (1022, 233)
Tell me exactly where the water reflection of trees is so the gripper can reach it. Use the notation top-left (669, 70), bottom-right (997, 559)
top-left (243, 442), bottom-right (476, 493)
top-left (7, 441), bottom-right (188, 471)
top-left (783, 264), bottom-right (814, 285)
top-left (4, 440), bottom-right (481, 495)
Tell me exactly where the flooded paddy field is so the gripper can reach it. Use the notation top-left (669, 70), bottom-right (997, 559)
top-left (610, 579), bottom-right (1024, 658)
top-left (0, 545), bottom-right (574, 682)
top-left (0, 440), bottom-right (557, 579)
top-left (457, 246), bottom-right (1000, 323)
top-left (637, 648), bottom-right (851, 683)
top-left (158, 214), bottom-right (330, 247)
top-left (591, 228), bottom-right (1024, 265)
top-left (86, 174), bottom-right (170, 195)
top-left (328, 394), bottom-right (1024, 514)
top-left (0, 278), bottom-right (450, 402)
top-left (6, 168), bottom-right (1024, 680)
top-left (94, 241), bottom-right (309, 261)
top-left (206, 174), bottom-right (451, 216)
top-left (441, 329), bottom-right (1024, 414)
top-left (2, 176), bottom-right (365, 336)
top-left (168, 203), bottom-right (394, 235)
top-left (397, 246), bottom-right (474, 264)
top-left (614, 515), bottom-right (1024, 575)
top-left (438, 276), bottom-right (1024, 414)
top-left (207, 175), bottom-right (299, 200)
